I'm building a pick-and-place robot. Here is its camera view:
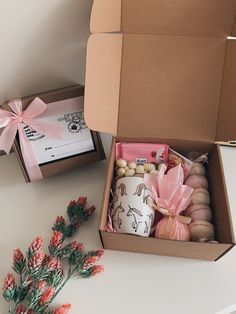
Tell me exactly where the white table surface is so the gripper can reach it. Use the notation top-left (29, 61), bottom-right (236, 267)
top-left (1, 136), bottom-right (236, 314)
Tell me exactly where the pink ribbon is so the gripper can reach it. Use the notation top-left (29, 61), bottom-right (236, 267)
top-left (0, 98), bottom-right (63, 182)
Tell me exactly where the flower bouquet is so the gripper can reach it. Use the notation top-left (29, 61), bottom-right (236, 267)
top-left (2, 197), bottom-right (104, 314)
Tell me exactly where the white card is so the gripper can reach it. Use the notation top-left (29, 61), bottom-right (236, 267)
top-left (24, 96), bottom-right (95, 165)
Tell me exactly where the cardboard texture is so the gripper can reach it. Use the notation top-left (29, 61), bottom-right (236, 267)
top-left (232, 18), bottom-right (236, 36)
top-left (85, 35), bottom-right (236, 142)
top-left (2, 85), bottom-right (105, 182)
top-left (217, 41), bottom-right (236, 142)
top-left (85, 1), bottom-right (236, 260)
top-left (91, 0), bottom-right (236, 37)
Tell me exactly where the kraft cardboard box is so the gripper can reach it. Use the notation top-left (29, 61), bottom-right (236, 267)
top-left (1, 85), bottom-right (105, 182)
top-left (84, 0), bottom-right (236, 260)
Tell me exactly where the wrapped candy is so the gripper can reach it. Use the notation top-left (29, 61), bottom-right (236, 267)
top-left (116, 142), bottom-right (169, 165)
top-left (145, 164), bottom-right (193, 241)
top-left (156, 217), bottom-right (190, 241)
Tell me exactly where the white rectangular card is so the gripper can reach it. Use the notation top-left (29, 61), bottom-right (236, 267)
top-left (24, 96), bottom-right (95, 165)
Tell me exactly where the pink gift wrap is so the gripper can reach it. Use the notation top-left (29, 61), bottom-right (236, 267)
top-left (145, 164), bottom-right (193, 241)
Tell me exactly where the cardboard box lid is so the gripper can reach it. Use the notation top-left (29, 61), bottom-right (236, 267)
top-left (232, 20), bottom-right (236, 36)
top-left (217, 40), bottom-right (236, 142)
top-left (91, 0), bottom-right (236, 37)
top-left (85, 1), bottom-right (236, 142)
top-left (85, 33), bottom-right (236, 142)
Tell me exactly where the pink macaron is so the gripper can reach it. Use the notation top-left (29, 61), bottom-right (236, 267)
top-left (188, 163), bottom-right (206, 177)
top-left (190, 188), bottom-right (210, 206)
top-left (185, 175), bottom-right (208, 189)
top-left (185, 204), bottom-right (212, 222)
top-left (190, 221), bottom-right (215, 242)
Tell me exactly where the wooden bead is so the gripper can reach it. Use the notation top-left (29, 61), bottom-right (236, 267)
top-left (190, 221), bottom-right (215, 242)
top-left (188, 163), bottom-right (206, 177)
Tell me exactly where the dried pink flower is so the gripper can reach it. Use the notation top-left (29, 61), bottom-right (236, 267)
top-left (39, 287), bottom-right (55, 304)
top-left (16, 304), bottom-right (26, 314)
top-left (56, 216), bottom-right (65, 225)
top-left (46, 257), bottom-right (59, 270)
top-left (52, 304), bottom-right (72, 314)
top-left (83, 256), bottom-right (100, 269)
top-left (38, 280), bottom-right (47, 292)
top-left (77, 196), bottom-right (87, 206)
top-left (83, 250), bottom-right (104, 269)
top-left (86, 205), bottom-right (96, 215)
top-left (96, 250), bottom-right (104, 258)
top-left (13, 249), bottom-right (24, 263)
top-left (68, 200), bottom-right (76, 207)
top-left (2, 273), bottom-right (16, 292)
top-left (91, 265), bottom-right (104, 276)
top-left (43, 254), bottom-right (50, 264)
top-left (29, 237), bottom-right (43, 254)
top-left (54, 259), bottom-right (62, 271)
top-left (28, 251), bottom-right (45, 271)
top-left (50, 231), bottom-right (63, 248)
top-left (71, 241), bottom-right (84, 251)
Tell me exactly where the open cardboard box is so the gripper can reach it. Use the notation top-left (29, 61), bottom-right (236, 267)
top-left (84, 0), bottom-right (236, 260)
top-left (1, 85), bottom-right (105, 182)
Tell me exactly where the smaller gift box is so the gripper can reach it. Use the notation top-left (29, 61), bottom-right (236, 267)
top-left (0, 85), bottom-right (105, 182)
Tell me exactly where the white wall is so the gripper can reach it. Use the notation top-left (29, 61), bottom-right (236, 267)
top-left (0, 0), bottom-right (93, 104)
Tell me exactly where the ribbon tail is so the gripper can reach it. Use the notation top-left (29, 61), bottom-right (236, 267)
top-left (167, 216), bottom-right (174, 233)
top-left (0, 122), bottom-right (17, 154)
top-left (153, 204), bottom-right (170, 217)
top-left (18, 125), bottom-right (43, 182)
top-left (8, 99), bottom-right (23, 115)
top-left (0, 109), bottom-right (16, 127)
top-left (176, 215), bottom-right (192, 225)
top-left (23, 97), bottom-right (47, 117)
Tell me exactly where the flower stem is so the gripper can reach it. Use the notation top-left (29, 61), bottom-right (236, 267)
top-left (51, 264), bottom-right (76, 303)
top-left (52, 276), bottom-right (70, 302)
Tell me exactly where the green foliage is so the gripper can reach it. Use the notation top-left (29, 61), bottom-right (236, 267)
top-left (2, 197), bottom-right (103, 314)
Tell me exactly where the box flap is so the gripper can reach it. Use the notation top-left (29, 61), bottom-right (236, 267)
top-left (85, 34), bottom-right (122, 135)
top-left (216, 40), bottom-right (236, 142)
top-left (85, 33), bottom-right (227, 141)
top-left (232, 19), bottom-right (236, 36)
top-left (90, 0), bottom-right (121, 34)
top-left (91, 0), bottom-right (236, 37)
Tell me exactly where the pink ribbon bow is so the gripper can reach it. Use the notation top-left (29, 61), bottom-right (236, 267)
top-left (0, 98), bottom-right (63, 181)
